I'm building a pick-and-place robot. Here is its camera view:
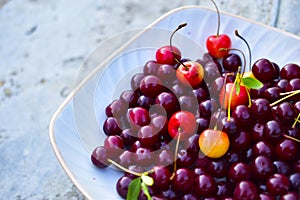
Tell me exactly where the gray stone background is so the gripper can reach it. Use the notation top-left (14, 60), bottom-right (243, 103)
top-left (0, 0), bottom-right (299, 199)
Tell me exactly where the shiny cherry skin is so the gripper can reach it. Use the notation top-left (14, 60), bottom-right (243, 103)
top-left (251, 155), bottom-right (276, 181)
top-left (116, 175), bottom-right (133, 199)
top-left (156, 45), bottom-right (181, 65)
top-left (172, 168), bottom-right (194, 193)
top-left (232, 105), bottom-right (254, 130)
top-left (137, 125), bottom-right (159, 148)
top-left (266, 173), bottom-right (290, 196)
top-left (222, 53), bottom-right (242, 72)
top-left (139, 75), bottom-right (165, 98)
top-left (150, 166), bottom-right (171, 191)
top-left (168, 111), bottom-right (197, 140)
top-left (228, 162), bottom-right (251, 183)
top-left (275, 138), bottom-right (298, 161)
top-left (206, 34), bottom-right (231, 58)
top-left (198, 129), bottom-right (230, 158)
top-left (127, 107), bottom-right (151, 129)
top-left (252, 58), bottom-right (276, 83)
top-left (91, 146), bottom-right (110, 168)
top-left (219, 82), bottom-right (248, 110)
top-left (104, 135), bottom-right (124, 158)
top-left (155, 92), bottom-right (179, 117)
top-left (194, 173), bottom-right (217, 197)
top-left (176, 61), bottom-right (204, 88)
top-left (233, 180), bottom-right (259, 200)
top-left (280, 63), bottom-right (300, 80)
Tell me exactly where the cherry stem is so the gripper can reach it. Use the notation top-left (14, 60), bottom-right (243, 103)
top-left (235, 30), bottom-right (252, 72)
top-left (246, 88), bottom-right (252, 107)
top-left (214, 73), bottom-right (229, 130)
top-left (170, 23), bottom-right (187, 67)
top-left (210, 0), bottom-right (221, 36)
top-left (270, 89), bottom-right (300, 107)
top-left (280, 91), bottom-right (299, 95)
top-left (227, 66), bottom-right (242, 121)
top-left (292, 113), bottom-right (300, 128)
top-left (283, 134), bottom-right (300, 143)
top-left (170, 133), bottom-right (181, 180)
top-left (107, 159), bottom-right (142, 177)
top-left (107, 159), bottom-right (154, 177)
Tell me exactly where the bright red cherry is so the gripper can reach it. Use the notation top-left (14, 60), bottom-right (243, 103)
top-left (176, 61), bottom-right (204, 88)
top-left (205, 0), bottom-right (231, 58)
top-left (219, 82), bottom-right (248, 110)
top-left (168, 111), bottom-right (197, 140)
top-left (206, 34), bottom-right (231, 58)
top-left (156, 45), bottom-right (181, 65)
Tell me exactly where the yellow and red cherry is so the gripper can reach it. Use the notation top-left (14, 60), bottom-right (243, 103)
top-left (206, 34), bottom-right (231, 58)
top-left (219, 82), bottom-right (248, 110)
top-left (176, 61), bottom-right (204, 88)
top-left (156, 45), bottom-right (181, 65)
top-left (198, 129), bottom-right (230, 158)
top-left (168, 111), bottom-right (197, 140)
top-left (206, 0), bottom-right (231, 58)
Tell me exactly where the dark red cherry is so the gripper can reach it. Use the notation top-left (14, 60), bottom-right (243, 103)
top-left (280, 192), bottom-right (300, 200)
top-left (116, 175), bottom-right (133, 198)
top-left (172, 168), bottom-right (194, 193)
top-left (266, 173), bottom-right (290, 196)
top-left (250, 98), bottom-right (272, 122)
top-left (194, 173), bottom-right (217, 197)
top-left (140, 75), bottom-right (165, 98)
top-left (104, 135), bottom-right (124, 157)
top-left (275, 138), bottom-right (298, 161)
top-left (280, 63), bottom-right (300, 80)
top-left (150, 166), bottom-right (171, 191)
top-left (251, 155), bottom-right (276, 181)
top-left (134, 147), bottom-right (153, 167)
top-left (91, 146), bottom-right (110, 168)
top-left (144, 60), bottom-right (161, 75)
top-left (137, 125), bottom-right (159, 148)
top-left (232, 105), bottom-right (254, 130)
top-left (222, 53), bottom-right (242, 72)
top-left (155, 92), bottom-right (180, 117)
top-left (228, 162), bottom-right (251, 183)
top-left (131, 73), bottom-right (145, 90)
top-left (252, 58), bottom-right (276, 83)
top-left (233, 180), bottom-right (258, 200)
top-left (103, 117), bottom-right (122, 136)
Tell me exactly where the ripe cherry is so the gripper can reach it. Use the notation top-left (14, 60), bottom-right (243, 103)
top-left (156, 45), bottom-right (181, 65)
top-left (198, 129), bottom-right (230, 158)
top-left (206, 0), bottom-right (231, 58)
top-left (219, 82), bottom-right (248, 110)
top-left (207, 34), bottom-right (231, 58)
top-left (168, 111), bottom-right (197, 140)
top-left (176, 61), bottom-right (204, 88)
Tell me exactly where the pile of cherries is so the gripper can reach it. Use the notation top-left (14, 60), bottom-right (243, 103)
top-left (91, 43), bottom-right (300, 199)
top-left (90, 2), bottom-right (299, 199)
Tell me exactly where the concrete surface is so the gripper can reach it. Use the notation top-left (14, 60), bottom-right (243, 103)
top-left (0, 0), bottom-right (299, 199)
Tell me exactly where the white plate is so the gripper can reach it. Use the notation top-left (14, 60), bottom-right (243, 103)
top-left (49, 6), bottom-right (300, 200)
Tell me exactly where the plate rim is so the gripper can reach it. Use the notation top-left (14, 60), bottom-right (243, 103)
top-left (48, 5), bottom-right (300, 200)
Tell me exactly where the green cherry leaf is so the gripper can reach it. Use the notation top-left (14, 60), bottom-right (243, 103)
top-left (126, 177), bottom-right (141, 200)
top-left (241, 76), bottom-right (263, 90)
top-left (141, 174), bottom-right (154, 186)
top-left (141, 182), bottom-right (152, 200)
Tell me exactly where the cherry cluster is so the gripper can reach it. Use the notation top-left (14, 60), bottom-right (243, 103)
top-left (91, 42), bottom-right (300, 199)
top-left (90, 1), bottom-right (299, 199)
